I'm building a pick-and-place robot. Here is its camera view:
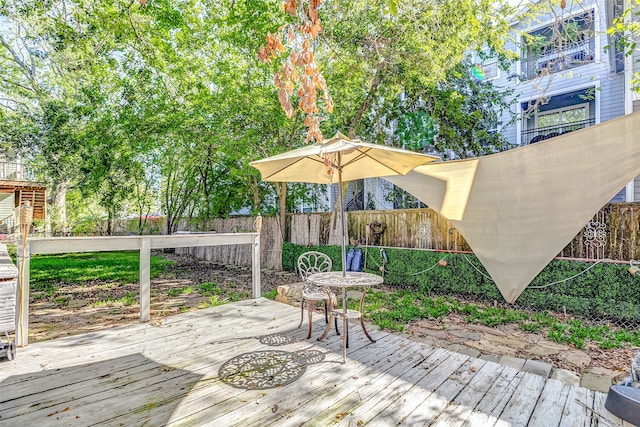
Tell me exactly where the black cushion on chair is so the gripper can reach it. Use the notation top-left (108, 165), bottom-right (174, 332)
top-left (604, 385), bottom-right (640, 426)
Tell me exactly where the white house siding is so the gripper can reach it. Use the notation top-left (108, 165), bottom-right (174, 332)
top-left (599, 72), bottom-right (626, 120)
top-left (492, 0), bottom-right (630, 202)
top-left (0, 194), bottom-right (13, 225)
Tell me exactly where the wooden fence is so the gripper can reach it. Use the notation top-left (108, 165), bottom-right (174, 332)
top-left (122, 202), bottom-right (640, 269)
top-left (174, 216), bottom-right (283, 270)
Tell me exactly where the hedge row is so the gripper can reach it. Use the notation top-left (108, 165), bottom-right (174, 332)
top-left (283, 243), bottom-right (640, 324)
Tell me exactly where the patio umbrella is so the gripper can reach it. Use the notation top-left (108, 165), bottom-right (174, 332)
top-left (250, 132), bottom-right (439, 275)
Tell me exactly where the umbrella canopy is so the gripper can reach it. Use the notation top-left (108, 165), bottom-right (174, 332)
top-left (250, 132), bottom-right (439, 184)
top-left (250, 132), bottom-right (439, 274)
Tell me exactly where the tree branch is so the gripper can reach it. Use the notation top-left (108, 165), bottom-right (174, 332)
top-left (0, 33), bottom-right (39, 92)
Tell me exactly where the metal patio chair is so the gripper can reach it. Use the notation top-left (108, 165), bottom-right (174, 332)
top-left (297, 251), bottom-right (339, 339)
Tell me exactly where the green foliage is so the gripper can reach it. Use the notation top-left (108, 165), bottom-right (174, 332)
top-left (201, 295), bottom-right (229, 307)
top-left (29, 251), bottom-right (173, 288)
top-left (365, 288), bottom-right (640, 350)
top-left (198, 282), bottom-right (222, 296)
top-left (195, 281), bottom-right (249, 302)
top-left (283, 244), bottom-right (640, 326)
top-left (91, 292), bottom-right (137, 307)
top-left (461, 304), bottom-right (529, 327)
top-left (167, 286), bottom-right (194, 298)
top-left (263, 288), bottom-right (278, 300)
top-left (5, 244), bottom-right (16, 259)
top-left (1, 0), bottom-right (519, 226)
top-left (396, 111), bottom-right (436, 152)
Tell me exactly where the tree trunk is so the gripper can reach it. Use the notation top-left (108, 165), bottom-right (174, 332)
top-left (106, 210), bottom-right (113, 235)
top-left (47, 183), bottom-right (67, 236)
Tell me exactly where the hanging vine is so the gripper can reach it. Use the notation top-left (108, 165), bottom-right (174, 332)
top-left (258, 0), bottom-right (334, 143)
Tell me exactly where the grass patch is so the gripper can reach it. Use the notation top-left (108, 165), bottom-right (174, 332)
top-left (200, 295), bottom-right (229, 307)
top-left (91, 292), bottom-right (137, 307)
top-left (27, 251), bottom-right (173, 297)
top-left (198, 282), bottom-right (222, 296)
top-left (263, 289), bottom-right (278, 300)
top-left (167, 286), bottom-right (194, 298)
top-left (461, 304), bottom-right (529, 327)
top-left (364, 290), bottom-right (640, 350)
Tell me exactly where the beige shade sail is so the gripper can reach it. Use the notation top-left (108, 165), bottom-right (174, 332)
top-left (249, 132), bottom-right (439, 184)
top-left (386, 112), bottom-right (640, 303)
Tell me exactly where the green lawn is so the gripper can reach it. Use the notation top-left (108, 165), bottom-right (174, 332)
top-left (26, 251), bottom-right (173, 289)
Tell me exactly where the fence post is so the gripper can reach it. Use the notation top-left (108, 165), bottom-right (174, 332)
top-left (140, 237), bottom-right (150, 322)
top-left (252, 215), bottom-right (262, 298)
top-left (16, 240), bottom-right (30, 347)
top-left (252, 233), bottom-right (261, 298)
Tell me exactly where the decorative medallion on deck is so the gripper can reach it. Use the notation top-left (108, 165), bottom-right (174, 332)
top-left (258, 333), bottom-right (302, 346)
top-left (219, 349), bottom-right (325, 390)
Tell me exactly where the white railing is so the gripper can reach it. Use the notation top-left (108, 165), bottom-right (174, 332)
top-left (15, 230), bottom-right (261, 347)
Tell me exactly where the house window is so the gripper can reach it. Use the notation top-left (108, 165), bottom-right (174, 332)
top-left (536, 103), bottom-right (588, 128)
top-left (522, 10), bottom-right (595, 79)
top-left (471, 49), bottom-right (499, 80)
top-left (521, 88), bottom-right (596, 145)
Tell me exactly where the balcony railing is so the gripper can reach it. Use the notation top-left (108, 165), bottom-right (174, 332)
top-left (522, 38), bottom-right (595, 80)
top-left (521, 118), bottom-right (596, 145)
top-left (0, 161), bottom-right (32, 181)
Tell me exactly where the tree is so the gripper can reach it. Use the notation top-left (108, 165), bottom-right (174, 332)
top-left (0, 0), bottom-right (520, 238)
top-left (257, 0), bottom-right (516, 242)
top-left (400, 59), bottom-right (515, 158)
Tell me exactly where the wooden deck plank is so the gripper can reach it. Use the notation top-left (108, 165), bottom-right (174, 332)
top-left (495, 372), bottom-right (547, 426)
top-left (1, 300), bottom-right (263, 382)
top-left (275, 340), bottom-right (439, 427)
top-left (429, 360), bottom-right (505, 427)
top-left (108, 318), bottom-right (393, 426)
top-left (405, 356), bottom-right (488, 425)
top-left (2, 309), bottom-right (306, 409)
top-left (333, 346), bottom-right (452, 427)
top-left (0, 299), bottom-right (622, 427)
top-left (361, 349), bottom-right (470, 425)
top-left (465, 367), bottom-right (523, 425)
top-left (156, 330), bottom-right (401, 426)
top-left (559, 386), bottom-right (593, 427)
top-left (1, 310), bottom-right (280, 402)
top-left (236, 336), bottom-right (411, 426)
top-left (528, 378), bottom-right (571, 427)
top-left (591, 391), bottom-right (623, 427)
top-left (217, 335), bottom-right (410, 426)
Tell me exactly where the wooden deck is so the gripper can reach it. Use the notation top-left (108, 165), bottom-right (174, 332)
top-left (0, 299), bottom-right (626, 426)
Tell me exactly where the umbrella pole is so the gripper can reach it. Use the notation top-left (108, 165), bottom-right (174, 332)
top-left (338, 165), bottom-right (346, 277)
top-left (338, 163), bottom-right (348, 363)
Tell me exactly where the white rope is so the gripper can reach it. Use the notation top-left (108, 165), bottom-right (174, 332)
top-left (462, 254), bottom-right (494, 282)
top-left (527, 258), bottom-right (611, 289)
top-left (363, 249), bottom-right (614, 291)
top-left (364, 249), bottom-right (447, 277)
top-left (409, 254), bottom-right (448, 276)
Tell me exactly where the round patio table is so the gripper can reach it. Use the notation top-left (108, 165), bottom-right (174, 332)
top-left (307, 271), bottom-right (383, 362)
